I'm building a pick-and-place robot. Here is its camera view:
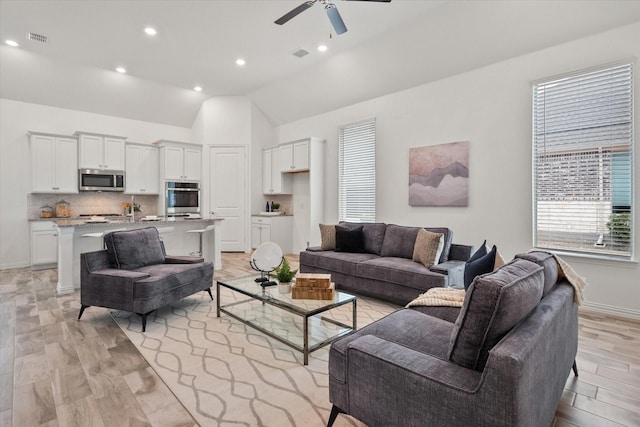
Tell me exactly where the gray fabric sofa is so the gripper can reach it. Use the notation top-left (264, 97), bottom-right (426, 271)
top-left (327, 251), bottom-right (579, 427)
top-left (300, 223), bottom-right (473, 305)
top-left (77, 227), bottom-right (214, 331)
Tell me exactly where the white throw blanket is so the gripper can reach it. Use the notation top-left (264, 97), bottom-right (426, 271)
top-left (405, 251), bottom-right (587, 308)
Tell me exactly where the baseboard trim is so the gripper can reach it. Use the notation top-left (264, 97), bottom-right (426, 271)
top-left (581, 301), bottom-right (640, 321)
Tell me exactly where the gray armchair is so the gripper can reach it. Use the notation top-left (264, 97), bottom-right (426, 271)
top-left (327, 255), bottom-right (579, 427)
top-left (77, 227), bottom-right (214, 331)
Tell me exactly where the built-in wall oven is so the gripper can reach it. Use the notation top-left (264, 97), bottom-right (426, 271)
top-left (166, 181), bottom-right (200, 215)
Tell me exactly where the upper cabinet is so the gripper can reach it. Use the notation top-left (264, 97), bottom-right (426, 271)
top-left (29, 132), bottom-right (78, 194)
top-left (76, 132), bottom-right (126, 171)
top-left (263, 147), bottom-right (292, 195)
top-left (154, 140), bottom-right (201, 181)
top-left (279, 139), bottom-right (310, 173)
top-left (125, 144), bottom-right (159, 194)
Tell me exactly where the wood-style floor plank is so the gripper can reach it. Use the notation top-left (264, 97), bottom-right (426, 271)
top-left (2, 252), bottom-right (640, 426)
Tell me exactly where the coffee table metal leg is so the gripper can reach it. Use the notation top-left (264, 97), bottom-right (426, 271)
top-left (303, 315), bottom-right (309, 365)
top-left (353, 299), bottom-right (357, 331)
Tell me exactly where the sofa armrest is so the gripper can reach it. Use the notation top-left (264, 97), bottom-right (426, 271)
top-left (164, 255), bottom-right (204, 264)
top-left (448, 243), bottom-right (474, 262)
top-left (430, 260), bottom-right (466, 288)
top-left (344, 335), bottom-right (485, 426)
top-left (80, 268), bottom-right (149, 311)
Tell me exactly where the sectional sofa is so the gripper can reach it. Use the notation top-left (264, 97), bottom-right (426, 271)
top-left (299, 223), bottom-right (473, 306)
top-left (327, 251), bottom-right (579, 427)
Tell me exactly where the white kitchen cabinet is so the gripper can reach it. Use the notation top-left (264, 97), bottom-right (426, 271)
top-left (251, 216), bottom-right (293, 253)
top-left (154, 140), bottom-right (201, 181)
top-left (279, 139), bottom-right (309, 173)
top-left (125, 144), bottom-right (159, 194)
top-left (76, 132), bottom-right (126, 170)
top-left (29, 132), bottom-right (79, 193)
top-left (31, 221), bottom-right (58, 268)
top-left (262, 147), bottom-right (292, 195)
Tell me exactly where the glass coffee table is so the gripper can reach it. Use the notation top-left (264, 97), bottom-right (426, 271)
top-left (216, 275), bottom-right (357, 365)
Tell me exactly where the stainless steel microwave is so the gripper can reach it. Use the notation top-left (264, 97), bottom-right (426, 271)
top-left (166, 181), bottom-right (200, 215)
top-left (79, 169), bottom-right (125, 192)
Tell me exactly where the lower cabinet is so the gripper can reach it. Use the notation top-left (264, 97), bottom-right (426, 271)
top-left (31, 221), bottom-right (58, 268)
top-left (251, 216), bottom-right (293, 254)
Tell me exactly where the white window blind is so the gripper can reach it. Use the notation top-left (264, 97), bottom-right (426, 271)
top-left (533, 63), bottom-right (633, 258)
top-left (339, 119), bottom-right (376, 223)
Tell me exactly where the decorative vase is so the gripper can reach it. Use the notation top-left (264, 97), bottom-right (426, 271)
top-left (278, 282), bottom-right (291, 294)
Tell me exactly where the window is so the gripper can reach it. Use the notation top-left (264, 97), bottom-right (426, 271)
top-left (339, 119), bottom-right (376, 223)
top-left (533, 63), bottom-right (633, 258)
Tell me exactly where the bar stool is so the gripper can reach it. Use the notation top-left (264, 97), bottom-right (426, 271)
top-left (81, 228), bottom-right (127, 248)
top-left (186, 224), bottom-right (216, 257)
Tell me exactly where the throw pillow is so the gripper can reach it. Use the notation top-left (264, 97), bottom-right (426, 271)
top-left (319, 224), bottom-right (337, 250)
top-left (335, 225), bottom-right (365, 253)
top-left (412, 229), bottom-right (444, 268)
top-left (494, 250), bottom-right (506, 270)
top-left (464, 242), bottom-right (498, 290)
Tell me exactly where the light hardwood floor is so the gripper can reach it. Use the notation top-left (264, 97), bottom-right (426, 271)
top-left (1, 252), bottom-right (639, 426)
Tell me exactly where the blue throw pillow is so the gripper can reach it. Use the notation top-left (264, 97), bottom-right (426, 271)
top-left (335, 225), bottom-right (365, 253)
top-left (464, 242), bottom-right (497, 290)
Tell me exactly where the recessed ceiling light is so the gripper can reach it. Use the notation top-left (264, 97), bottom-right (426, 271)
top-left (236, 58), bottom-right (246, 66)
top-left (317, 44), bottom-right (328, 52)
top-left (5, 40), bottom-right (19, 47)
top-left (144, 27), bottom-right (157, 36)
top-left (116, 67), bottom-right (127, 74)
top-left (194, 86), bottom-right (202, 92)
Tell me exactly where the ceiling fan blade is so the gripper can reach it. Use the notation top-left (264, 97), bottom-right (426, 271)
top-left (274, 1), bottom-right (316, 25)
top-left (326, 5), bottom-right (348, 35)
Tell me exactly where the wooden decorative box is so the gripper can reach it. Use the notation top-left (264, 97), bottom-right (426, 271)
top-left (295, 273), bottom-right (331, 288)
top-left (292, 282), bottom-right (335, 300)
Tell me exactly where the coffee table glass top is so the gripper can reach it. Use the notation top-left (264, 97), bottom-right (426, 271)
top-left (218, 274), bottom-right (355, 315)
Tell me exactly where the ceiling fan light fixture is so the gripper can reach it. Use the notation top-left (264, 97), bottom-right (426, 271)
top-left (325, 4), bottom-right (347, 35)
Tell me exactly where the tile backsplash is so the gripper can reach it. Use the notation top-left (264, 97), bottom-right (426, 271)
top-left (28, 193), bottom-right (159, 219)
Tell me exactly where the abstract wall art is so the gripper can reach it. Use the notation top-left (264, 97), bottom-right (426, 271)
top-left (409, 141), bottom-right (469, 207)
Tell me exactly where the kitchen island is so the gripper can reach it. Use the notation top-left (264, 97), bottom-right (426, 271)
top-left (54, 217), bottom-right (223, 295)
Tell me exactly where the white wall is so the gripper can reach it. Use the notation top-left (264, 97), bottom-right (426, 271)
top-left (274, 23), bottom-right (640, 318)
top-left (0, 98), bottom-right (192, 269)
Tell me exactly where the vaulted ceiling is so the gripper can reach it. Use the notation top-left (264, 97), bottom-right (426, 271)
top-left (2, 0), bottom-right (639, 127)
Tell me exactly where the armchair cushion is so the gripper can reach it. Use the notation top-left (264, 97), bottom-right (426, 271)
top-left (448, 258), bottom-right (544, 370)
top-left (105, 227), bottom-right (165, 270)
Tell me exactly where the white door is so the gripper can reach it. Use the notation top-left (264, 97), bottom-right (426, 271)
top-left (209, 146), bottom-right (246, 252)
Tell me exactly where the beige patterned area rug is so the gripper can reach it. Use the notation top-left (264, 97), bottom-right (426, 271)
top-left (112, 287), bottom-right (397, 427)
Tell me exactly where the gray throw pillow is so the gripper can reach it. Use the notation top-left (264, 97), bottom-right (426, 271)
top-left (104, 227), bottom-right (165, 270)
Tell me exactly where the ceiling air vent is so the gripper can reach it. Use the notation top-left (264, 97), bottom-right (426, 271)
top-left (26, 32), bottom-right (48, 43)
top-left (291, 48), bottom-right (309, 58)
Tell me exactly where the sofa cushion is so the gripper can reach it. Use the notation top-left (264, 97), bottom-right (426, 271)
top-left (340, 222), bottom-right (387, 255)
top-left (412, 229), bottom-right (444, 268)
top-left (300, 250), bottom-right (379, 276)
top-left (134, 262), bottom-right (213, 299)
top-left (448, 258), bottom-right (544, 371)
top-left (463, 244), bottom-right (497, 290)
top-left (380, 224), bottom-right (421, 259)
top-left (319, 224), bottom-right (337, 250)
top-left (357, 257), bottom-right (445, 291)
top-left (104, 227), bottom-right (165, 270)
top-left (515, 251), bottom-right (559, 296)
top-left (424, 227), bottom-right (453, 263)
top-left (335, 225), bottom-right (365, 253)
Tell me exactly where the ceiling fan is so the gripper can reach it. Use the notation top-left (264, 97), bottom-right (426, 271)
top-left (274, 0), bottom-right (392, 35)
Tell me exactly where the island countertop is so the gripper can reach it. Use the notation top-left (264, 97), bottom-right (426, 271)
top-left (30, 216), bottom-right (224, 228)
